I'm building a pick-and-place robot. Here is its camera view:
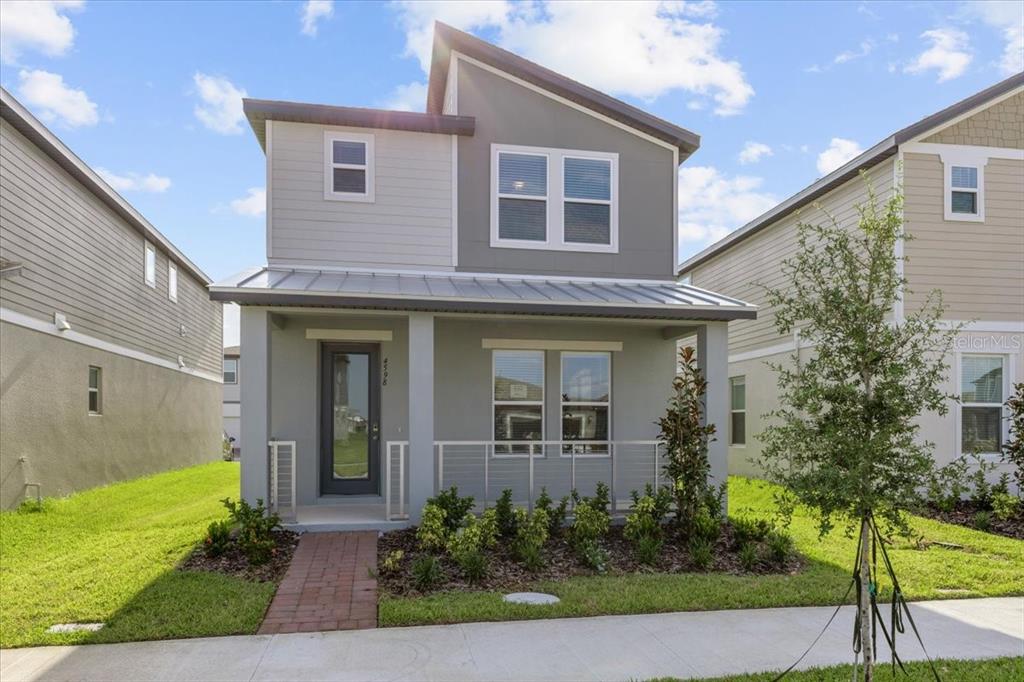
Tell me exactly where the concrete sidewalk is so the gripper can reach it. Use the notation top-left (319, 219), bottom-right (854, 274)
top-left (1, 598), bottom-right (1021, 681)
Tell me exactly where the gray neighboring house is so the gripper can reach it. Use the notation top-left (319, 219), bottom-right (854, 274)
top-left (223, 345), bottom-right (241, 454)
top-left (210, 23), bottom-right (756, 529)
top-left (0, 87), bottom-right (223, 508)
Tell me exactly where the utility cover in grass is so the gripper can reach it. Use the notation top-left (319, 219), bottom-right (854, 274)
top-left (503, 592), bottom-right (560, 605)
top-left (47, 623), bottom-right (104, 633)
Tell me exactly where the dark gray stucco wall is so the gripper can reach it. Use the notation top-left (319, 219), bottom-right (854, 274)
top-left (456, 60), bottom-right (677, 280)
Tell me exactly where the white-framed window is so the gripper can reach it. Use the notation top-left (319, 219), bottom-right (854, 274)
top-left (143, 241), bottom-right (156, 288)
top-left (730, 376), bottom-right (746, 446)
top-left (959, 354), bottom-right (1005, 455)
top-left (560, 351), bottom-right (611, 456)
top-left (940, 151), bottom-right (986, 223)
top-left (323, 131), bottom-right (374, 202)
top-left (168, 262), bottom-right (178, 302)
top-left (491, 144), bottom-right (618, 253)
top-left (223, 358), bottom-right (238, 384)
top-left (493, 350), bottom-right (544, 456)
top-left (88, 365), bottom-right (102, 415)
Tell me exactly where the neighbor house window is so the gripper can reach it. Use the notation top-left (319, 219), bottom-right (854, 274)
top-left (961, 355), bottom-right (1004, 454)
top-left (730, 376), bottom-right (746, 446)
top-left (941, 152), bottom-right (986, 223)
top-left (324, 131), bottom-right (374, 202)
top-left (223, 358), bottom-right (238, 384)
top-left (88, 366), bottom-right (102, 415)
top-left (950, 166), bottom-right (979, 215)
top-left (168, 262), bottom-right (178, 302)
top-left (492, 144), bottom-right (618, 252)
top-left (493, 350), bottom-right (544, 455)
top-left (561, 352), bottom-right (610, 455)
top-left (144, 242), bottom-right (156, 288)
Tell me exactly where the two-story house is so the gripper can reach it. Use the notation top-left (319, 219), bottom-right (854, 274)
top-left (0, 88), bottom-right (224, 507)
top-left (679, 73), bottom-right (1023, 480)
top-left (209, 23), bottom-right (756, 528)
top-left (223, 345), bottom-right (241, 456)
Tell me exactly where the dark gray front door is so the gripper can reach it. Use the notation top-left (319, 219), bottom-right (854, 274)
top-left (320, 343), bottom-right (380, 495)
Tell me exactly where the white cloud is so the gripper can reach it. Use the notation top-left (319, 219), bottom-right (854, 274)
top-left (835, 39), bottom-right (875, 64)
top-left (192, 73), bottom-right (247, 135)
top-left (300, 0), bottom-right (333, 37)
top-left (816, 137), bottom-right (864, 176)
top-left (677, 166), bottom-right (777, 248)
top-left (229, 187), bottom-right (266, 217)
top-left (964, 0), bottom-right (1024, 76)
top-left (17, 69), bottom-right (97, 127)
top-left (383, 81), bottom-right (429, 112)
top-left (0, 0), bottom-right (83, 64)
top-left (96, 168), bottom-right (171, 193)
top-left (904, 29), bottom-right (972, 82)
top-left (738, 141), bottom-right (772, 165)
top-left (393, 0), bottom-right (754, 116)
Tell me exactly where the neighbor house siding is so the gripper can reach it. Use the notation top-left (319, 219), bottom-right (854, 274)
top-left (922, 93), bottom-right (1024, 148)
top-left (903, 152), bottom-right (1024, 321)
top-left (689, 159), bottom-right (895, 354)
top-left (0, 118), bottom-right (222, 376)
top-left (268, 120), bottom-right (454, 270)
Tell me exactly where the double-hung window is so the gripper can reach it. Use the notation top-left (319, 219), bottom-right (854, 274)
top-left (144, 241), bottom-right (156, 288)
top-left (561, 352), bottom-right (610, 455)
top-left (492, 144), bottom-right (618, 252)
top-left (88, 366), bottom-right (102, 415)
top-left (950, 166), bottom-right (979, 216)
top-left (730, 377), bottom-right (746, 446)
top-left (941, 151), bottom-right (986, 223)
top-left (324, 132), bottom-right (374, 202)
top-left (960, 355), bottom-right (1004, 455)
top-left (223, 358), bottom-right (238, 384)
top-left (493, 350), bottom-right (544, 455)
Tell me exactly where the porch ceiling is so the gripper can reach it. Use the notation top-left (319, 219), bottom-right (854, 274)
top-left (209, 266), bottom-right (757, 321)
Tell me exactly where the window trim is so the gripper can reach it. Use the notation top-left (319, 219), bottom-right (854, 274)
top-left (940, 151), bottom-right (987, 223)
top-left (559, 351), bottom-right (612, 458)
top-left (143, 241), bottom-right (156, 288)
top-left (490, 143), bottom-right (619, 253)
top-left (223, 357), bottom-right (238, 384)
top-left (491, 349), bottom-right (545, 458)
top-left (168, 262), bottom-right (178, 302)
top-left (956, 352), bottom-right (1007, 457)
top-left (323, 131), bottom-right (375, 203)
top-left (730, 376), bottom-right (746, 447)
top-left (88, 365), bottom-right (102, 415)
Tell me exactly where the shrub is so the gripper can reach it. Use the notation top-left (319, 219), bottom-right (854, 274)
top-left (429, 486), bottom-right (475, 533)
top-left (446, 511), bottom-right (498, 583)
top-left (731, 516), bottom-right (771, 548)
top-left (222, 498), bottom-right (281, 565)
top-left (411, 555), bottom-right (443, 591)
top-left (691, 507), bottom-right (721, 543)
top-left (635, 535), bottom-right (663, 567)
top-left (991, 492), bottom-right (1020, 522)
top-left (629, 484), bottom-right (673, 522)
top-left (205, 519), bottom-right (232, 557)
top-left (973, 510), bottom-right (992, 532)
top-left (624, 493), bottom-right (668, 566)
top-left (512, 507), bottom-right (550, 571)
top-left (494, 489), bottom-right (518, 539)
top-left (689, 536), bottom-right (713, 570)
top-left (967, 454), bottom-right (999, 507)
top-left (416, 503), bottom-right (449, 552)
top-left (766, 530), bottom-right (794, 564)
top-left (380, 549), bottom-right (404, 575)
top-left (571, 502), bottom-right (610, 570)
top-left (576, 541), bottom-right (609, 572)
top-left (738, 543), bottom-right (758, 572)
top-left (927, 456), bottom-right (969, 512)
top-left (704, 481), bottom-right (729, 520)
top-left (1002, 382), bottom-right (1023, 492)
top-left (535, 488), bottom-right (570, 536)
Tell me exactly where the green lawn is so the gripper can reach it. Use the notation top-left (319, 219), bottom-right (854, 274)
top-left (379, 477), bottom-right (1024, 627)
top-left (333, 432), bottom-right (368, 478)
top-left (0, 461), bottom-right (274, 648)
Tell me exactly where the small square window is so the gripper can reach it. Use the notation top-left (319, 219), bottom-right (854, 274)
top-left (944, 162), bottom-right (983, 221)
top-left (324, 133), bottom-right (374, 202)
top-left (144, 242), bottom-right (156, 287)
top-left (88, 366), bottom-right (102, 415)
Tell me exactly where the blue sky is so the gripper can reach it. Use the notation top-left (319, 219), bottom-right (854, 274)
top-left (2, 2), bottom-right (1021, 285)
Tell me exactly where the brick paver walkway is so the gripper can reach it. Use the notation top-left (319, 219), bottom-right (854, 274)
top-left (258, 531), bottom-right (377, 635)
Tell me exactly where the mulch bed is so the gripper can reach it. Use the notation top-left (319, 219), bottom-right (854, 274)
top-left (377, 523), bottom-right (804, 596)
top-left (917, 502), bottom-right (1024, 540)
top-left (180, 530), bottom-right (301, 582)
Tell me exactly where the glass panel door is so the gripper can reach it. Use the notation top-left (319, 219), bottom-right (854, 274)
top-left (320, 344), bottom-right (379, 495)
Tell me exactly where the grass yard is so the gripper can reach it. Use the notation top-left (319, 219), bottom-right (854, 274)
top-left (0, 461), bottom-right (274, 648)
top-left (333, 432), bottom-right (369, 478)
top-left (379, 477), bottom-right (1024, 627)
top-left (657, 655), bottom-right (1024, 681)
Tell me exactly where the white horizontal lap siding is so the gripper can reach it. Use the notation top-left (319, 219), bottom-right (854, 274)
top-left (269, 121), bottom-right (454, 270)
top-left (903, 153), bottom-right (1024, 321)
top-left (689, 159), bottom-right (895, 354)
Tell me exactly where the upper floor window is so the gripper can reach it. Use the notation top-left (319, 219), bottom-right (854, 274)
top-left (168, 262), bottom-right (178, 302)
top-left (950, 166), bottom-right (979, 215)
top-left (940, 151), bottom-right (986, 223)
top-left (491, 144), bottom-right (618, 253)
top-left (144, 241), bottom-right (156, 288)
top-left (324, 131), bottom-right (374, 202)
top-left (223, 358), bottom-right (238, 384)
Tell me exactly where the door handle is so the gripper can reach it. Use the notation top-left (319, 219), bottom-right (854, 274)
top-left (371, 423), bottom-right (380, 439)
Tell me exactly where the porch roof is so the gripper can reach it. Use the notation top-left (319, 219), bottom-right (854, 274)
top-left (209, 266), bottom-right (756, 321)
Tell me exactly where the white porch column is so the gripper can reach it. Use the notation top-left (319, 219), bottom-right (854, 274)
top-left (240, 306), bottom-right (270, 505)
top-left (407, 312), bottom-right (435, 521)
top-left (696, 321), bottom-right (729, 507)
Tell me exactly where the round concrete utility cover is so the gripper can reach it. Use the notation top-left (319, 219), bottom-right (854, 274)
top-left (503, 592), bottom-right (560, 605)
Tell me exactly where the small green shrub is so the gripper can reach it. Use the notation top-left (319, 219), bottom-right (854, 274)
top-left (446, 511), bottom-right (498, 583)
top-left (576, 541), bottom-right (609, 572)
top-left (535, 488), bottom-right (570, 536)
top-left (973, 510), bottom-right (993, 532)
top-left (572, 502), bottom-right (610, 569)
top-left (429, 486), bottom-right (475, 533)
top-left (222, 497), bottom-right (281, 565)
top-left (991, 492), bottom-right (1020, 522)
top-left (416, 503), bottom-right (449, 552)
top-left (731, 516), bottom-right (771, 548)
top-left (689, 536), bottom-right (713, 570)
top-left (512, 507), bottom-right (550, 571)
top-left (927, 456), bottom-right (969, 512)
top-left (968, 454), bottom-right (998, 507)
top-left (204, 519), bottom-right (232, 557)
top-left (691, 507), bottom-right (721, 543)
top-left (624, 493), bottom-right (667, 566)
top-left (380, 549), bottom-right (404, 575)
top-left (635, 535), bottom-right (663, 567)
top-left (411, 555), bottom-right (443, 591)
top-left (703, 481), bottom-right (728, 520)
top-left (766, 530), bottom-right (794, 564)
top-left (738, 542), bottom-right (758, 571)
top-left (494, 489), bottom-right (518, 538)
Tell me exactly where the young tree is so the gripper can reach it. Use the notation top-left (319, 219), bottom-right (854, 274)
top-left (1002, 383), bottom-right (1024, 494)
top-left (758, 180), bottom-right (958, 680)
top-left (658, 346), bottom-right (716, 533)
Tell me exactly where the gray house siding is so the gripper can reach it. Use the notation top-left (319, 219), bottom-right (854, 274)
top-left (455, 59), bottom-right (676, 279)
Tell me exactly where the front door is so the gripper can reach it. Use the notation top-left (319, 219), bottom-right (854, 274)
top-left (320, 343), bottom-right (380, 495)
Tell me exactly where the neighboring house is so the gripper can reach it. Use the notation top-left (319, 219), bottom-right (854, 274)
top-left (209, 23), bottom-right (756, 528)
top-left (223, 345), bottom-right (241, 454)
top-left (679, 74), bottom-right (1023, 479)
top-left (0, 88), bottom-right (223, 508)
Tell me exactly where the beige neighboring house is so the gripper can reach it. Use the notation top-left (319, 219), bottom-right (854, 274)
top-left (679, 73), bottom-right (1024, 481)
top-left (223, 345), bottom-right (241, 455)
top-left (0, 88), bottom-right (223, 508)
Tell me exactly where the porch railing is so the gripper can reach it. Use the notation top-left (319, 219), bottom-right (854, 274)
top-left (268, 440), bottom-right (297, 522)
top-left (385, 440), bottom-right (409, 521)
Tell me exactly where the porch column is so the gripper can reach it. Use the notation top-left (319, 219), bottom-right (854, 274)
top-left (407, 312), bottom-right (435, 521)
top-left (696, 321), bottom-right (729, 508)
top-left (240, 306), bottom-right (270, 505)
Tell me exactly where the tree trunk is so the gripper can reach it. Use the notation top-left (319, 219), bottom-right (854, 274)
top-left (859, 516), bottom-right (874, 681)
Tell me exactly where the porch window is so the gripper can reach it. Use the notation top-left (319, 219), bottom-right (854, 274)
top-left (730, 376), bottom-right (746, 446)
top-left (561, 352), bottom-right (610, 455)
top-left (960, 355), bottom-right (1004, 454)
top-left (324, 131), bottom-right (374, 202)
top-left (493, 350), bottom-right (544, 455)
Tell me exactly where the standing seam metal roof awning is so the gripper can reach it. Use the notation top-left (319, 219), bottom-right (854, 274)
top-left (209, 267), bottom-right (757, 321)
